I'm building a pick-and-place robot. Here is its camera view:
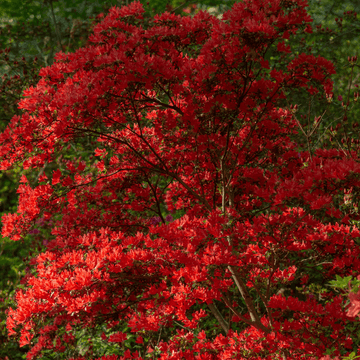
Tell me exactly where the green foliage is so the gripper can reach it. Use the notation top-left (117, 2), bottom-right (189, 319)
top-left (328, 275), bottom-right (360, 293)
top-left (343, 351), bottom-right (360, 360)
top-left (0, 238), bottom-right (30, 359)
top-left (283, 0), bottom-right (360, 152)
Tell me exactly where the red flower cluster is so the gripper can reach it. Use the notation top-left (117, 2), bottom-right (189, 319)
top-left (1, 0), bottom-right (359, 359)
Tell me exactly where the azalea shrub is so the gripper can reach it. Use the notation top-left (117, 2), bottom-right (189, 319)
top-left (2, 0), bottom-right (360, 359)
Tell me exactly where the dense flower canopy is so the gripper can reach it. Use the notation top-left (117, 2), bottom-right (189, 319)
top-left (2, 0), bottom-right (360, 359)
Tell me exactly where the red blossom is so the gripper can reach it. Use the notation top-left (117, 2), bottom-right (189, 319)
top-left (108, 332), bottom-right (127, 343)
top-left (1, 0), bottom-right (360, 359)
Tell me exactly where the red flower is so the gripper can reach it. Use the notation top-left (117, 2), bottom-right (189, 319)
top-left (2, 0), bottom-right (359, 359)
top-left (108, 332), bottom-right (127, 343)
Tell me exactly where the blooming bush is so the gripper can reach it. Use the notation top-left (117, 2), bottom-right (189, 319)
top-left (2, 0), bottom-right (360, 359)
